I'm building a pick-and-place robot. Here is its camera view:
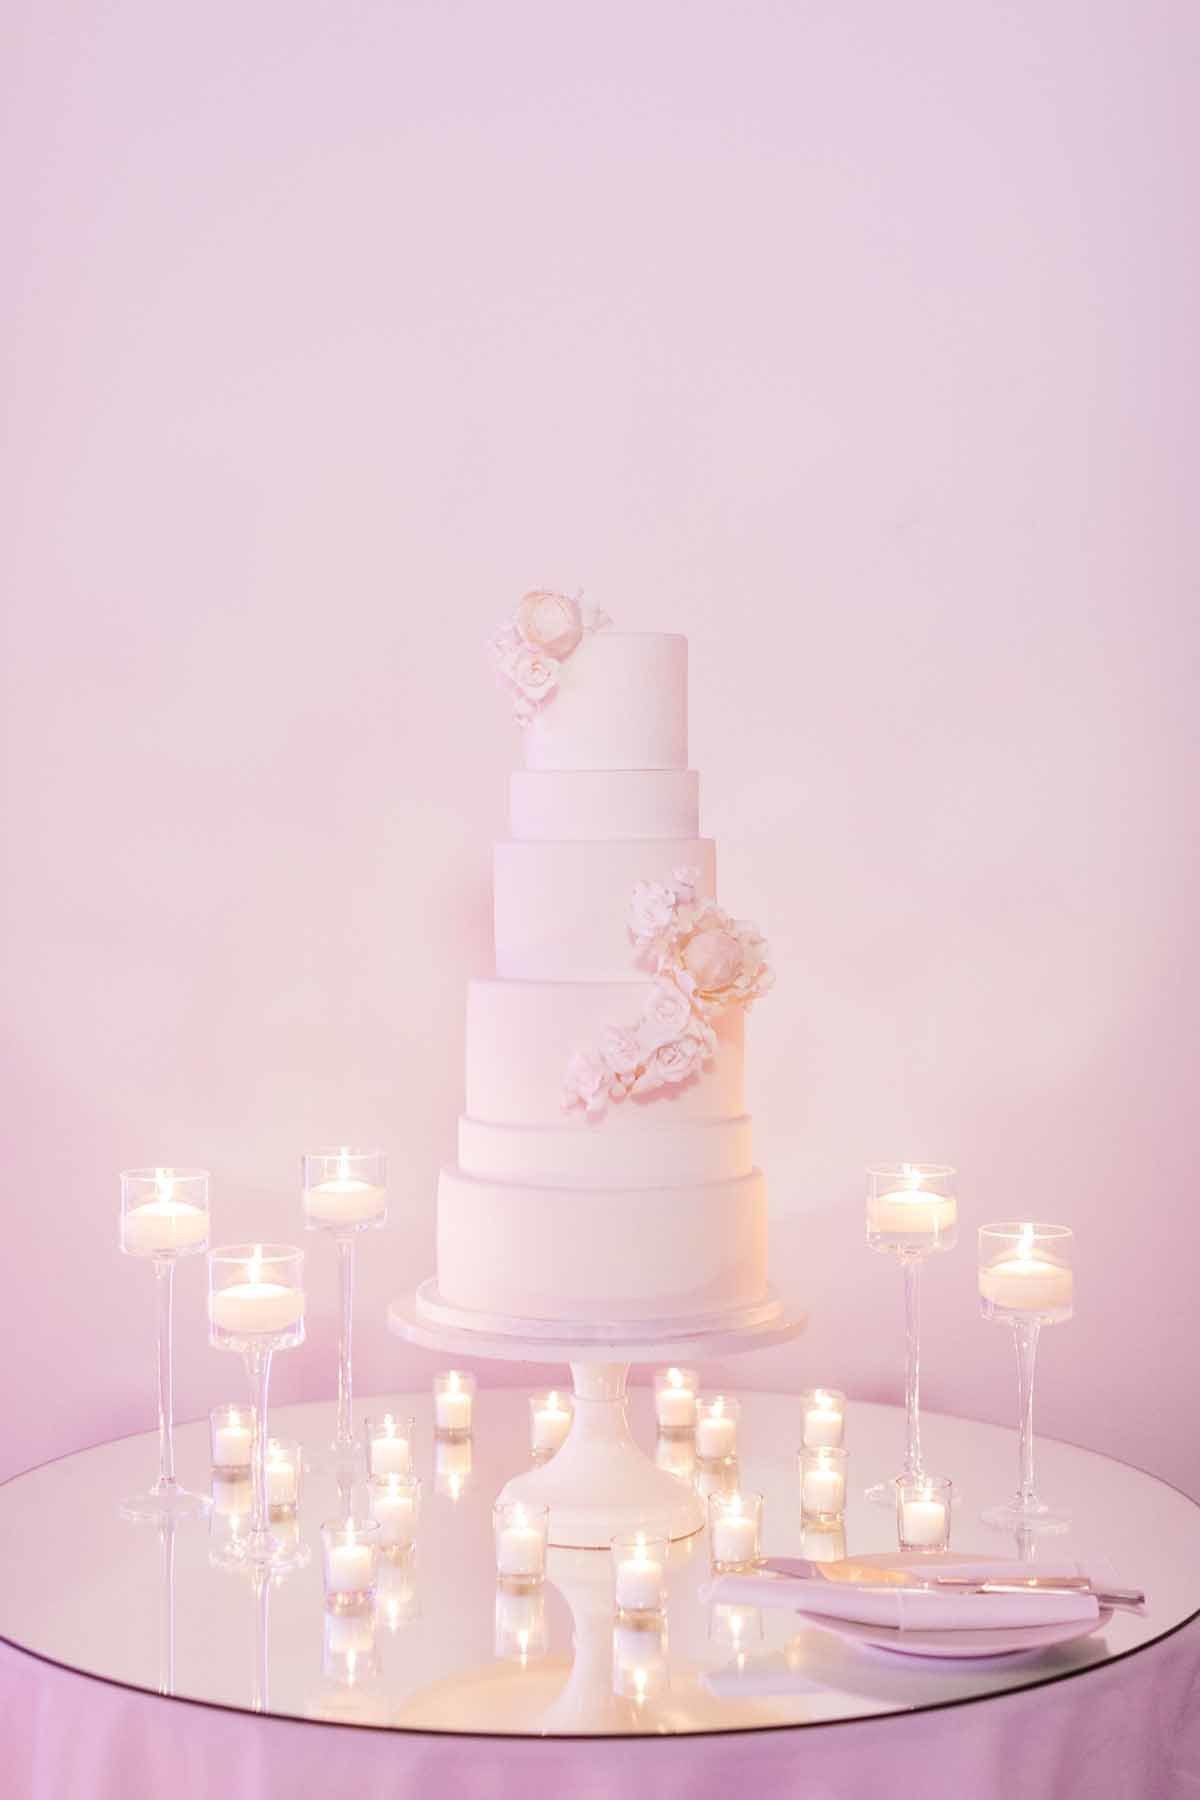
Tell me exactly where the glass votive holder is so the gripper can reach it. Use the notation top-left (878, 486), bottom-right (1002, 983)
top-left (302, 1148), bottom-right (387, 1232)
top-left (321, 1518), bottom-right (380, 1613)
top-left (369, 1472), bottom-right (421, 1555)
top-left (655, 1435), bottom-right (697, 1483)
top-left (611, 1531), bottom-right (668, 1619)
top-left (654, 1367), bottom-right (699, 1436)
top-left (208, 1244), bottom-right (305, 1350)
top-left (800, 1389), bottom-right (846, 1450)
top-left (801, 1520), bottom-right (847, 1564)
top-left (436, 1436), bottom-right (473, 1500)
top-left (530, 1389), bottom-right (574, 1459)
top-left (433, 1371), bottom-right (476, 1439)
top-left (612, 1618), bottom-right (668, 1703)
top-left (495, 1584), bottom-right (548, 1663)
top-left (695, 1395), bottom-right (739, 1462)
top-left (800, 1447), bottom-right (848, 1522)
top-left (708, 1490), bottom-right (763, 1572)
top-left (210, 1404), bottom-right (253, 1475)
top-left (364, 1413), bottom-right (415, 1478)
top-left (265, 1437), bottom-right (302, 1517)
top-left (897, 1474), bottom-right (953, 1551)
top-left (493, 1500), bottom-right (549, 1589)
top-left (978, 1222), bottom-right (1074, 1323)
top-left (120, 1167), bottom-right (210, 1258)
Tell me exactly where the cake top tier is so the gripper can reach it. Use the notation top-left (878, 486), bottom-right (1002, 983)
top-left (490, 598), bottom-right (688, 773)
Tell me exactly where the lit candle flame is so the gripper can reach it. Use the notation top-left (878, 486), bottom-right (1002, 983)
top-left (1018, 1223), bottom-right (1035, 1262)
top-left (249, 1246), bottom-right (262, 1285)
top-left (668, 1367), bottom-right (683, 1388)
top-left (155, 1166), bottom-right (175, 1204)
top-left (337, 1147), bottom-right (351, 1182)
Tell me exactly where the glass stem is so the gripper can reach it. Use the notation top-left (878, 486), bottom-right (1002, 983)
top-left (252, 1565), bottom-right (270, 1713)
top-left (245, 1343), bottom-right (275, 1549)
top-left (1013, 1315), bottom-right (1041, 1511)
top-left (154, 1258), bottom-right (177, 1492)
top-left (336, 1235), bottom-right (354, 1451)
top-left (902, 1254), bottom-right (923, 1479)
top-left (159, 1519), bottom-right (176, 1696)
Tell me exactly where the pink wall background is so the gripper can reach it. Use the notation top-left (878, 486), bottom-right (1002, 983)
top-left (3, 3), bottom-right (1195, 1493)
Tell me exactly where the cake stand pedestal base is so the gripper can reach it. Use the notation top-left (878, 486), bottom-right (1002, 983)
top-left (388, 1287), bottom-right (805, 1548)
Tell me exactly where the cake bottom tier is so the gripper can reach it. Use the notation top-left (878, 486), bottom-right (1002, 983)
top-left (435, 1165), bottom-right (769, 1327)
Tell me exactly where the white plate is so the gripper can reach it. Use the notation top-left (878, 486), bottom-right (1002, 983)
top-left (810, 1607), bottom-right (1113, 1660)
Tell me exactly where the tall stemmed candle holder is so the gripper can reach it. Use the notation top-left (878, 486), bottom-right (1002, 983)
top-left (119, 1167), bottom-right (211, 1522)
top-left (302, 1149), bottom-right (387, 1464)
top-left (979, 1222), bottom-right (1074, 1532)
top-left (865, 1162), bottom-right (957, 1505)
top-left (208, 1244), bottom-right (306, 1568)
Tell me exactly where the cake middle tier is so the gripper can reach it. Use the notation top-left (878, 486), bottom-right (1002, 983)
top-left (435, 1165), bottom-right (769, 1325)
top-left (465, 977), bottom-right (745, 1123)
top-left (494, 837), bottom-right (715, 981)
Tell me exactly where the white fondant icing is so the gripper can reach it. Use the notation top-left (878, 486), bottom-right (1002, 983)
top-left (510, 769), bottom-right (700, 842)
top-left (494, 838), bottom-right (716, 981)
top-left (457, 1114), bottom-right (753, 1189)
top-left (464, 979), bottom-right (745, 1124)
top-left (436, 1166), bottom-right (768, 1323)
top-left (522, 634), bottom-right (687, 772)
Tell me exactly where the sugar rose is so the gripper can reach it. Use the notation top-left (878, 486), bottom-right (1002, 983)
top-left (682, 927), bottom-right (744, 994)
top-left (629, 880), bottom-right (677, 946)
top-left (510, 647), bottom-right (560, 704)
top-left (516, 590), bottom-right (583, 659)
top-left (638, 977), bottom-right (695, 1050)
top-left (640, 1034), bottom-right (705, 1089)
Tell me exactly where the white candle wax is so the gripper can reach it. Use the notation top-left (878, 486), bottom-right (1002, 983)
top-left (979, 1257), bottom-right (1073, 1312)
top-left (327, 1542), bottom-right (373, 1594)
top-left (212, 1473), bottom-right (251, 1517)
top-left (326, 1611), bottom-right (375, 1656)
top-left (711, 1513), bottom-right (758, 1566)
top-left (696, 1414), bottom-right (737, 1460)
top-left (869, 1188), bottom-right (957, 1236)
top-left (212, 1423), bottom-right (252, 1469)
top-left (435, 1388), bottom-right (473, 1434)
top-left (615, 1553), bottom-right (663, 1611)
top-left (497, 1526), bottom-right (544, 1578)
top-left (902, 1497), bottom-right (948, 1547)
top-left (613, 1624), bottom-right (665, 1673)
top-left (123, 1200), bottom-right (208, 1256)
top-left (803, 1405), bottom-right (844, 1448)
top-left (371, 1434), bottom-right (412, 1476)
top-left (304, 1179), bottom-right (386, 1226)
top-left (372, 1489), bottom-right (417, 1549)
top-left (266, 1457), bottom-right (298, 1509)
top-left (210, 1282), bottom-right (304, 1336)
top-left (532, 1405), bottom-right (571, 1454)
top-left (802, 1466), bottom-right (846, 1516)
top-left (656, 1378), bottom-right (697, 1430)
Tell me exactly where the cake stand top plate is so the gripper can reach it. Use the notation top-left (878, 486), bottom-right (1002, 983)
top-left (387, 1285), bottom-right (806, 1365)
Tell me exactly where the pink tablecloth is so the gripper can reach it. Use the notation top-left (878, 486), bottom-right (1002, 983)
top-left (5, 1630), bottom-right (1200, 1800)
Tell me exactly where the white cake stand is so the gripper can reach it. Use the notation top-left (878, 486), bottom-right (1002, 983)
top-left (388, 1283), bottom-right (805, 1548)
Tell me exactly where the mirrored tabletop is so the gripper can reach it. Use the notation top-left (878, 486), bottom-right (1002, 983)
top-left (2, 1391), bottom-right (1197, 1736)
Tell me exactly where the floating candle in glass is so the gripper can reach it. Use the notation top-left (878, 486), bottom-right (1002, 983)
top-left (800, 1447), bottom-right (847, 1522)
top-left (612, 1531), bottom-right (668, 1616)
top-left (210, 1405), bottom-right (253, 1473)
top-left (321, 1518), bottom-right (380, 1612)
top-left (695, 1396), bottom-right (739, 1462)
top-left (654, 1367), bottom-right (699, 1435)
top-left (529, 1389), bottom-right (573, 1457)
top-left (494, 1501), bottom-right (549, 1586)
top-left (369, 1473), bottom-right (421, 1553)
top-left (709, 1490), bottom-right (762, 1571)
top-left (364, 1413), bottom-right (414, 1478)
top-left (800, 1388), bottom-right (846, 1449)
top-left (897, 1474), bottom-right (952, 1550)
top-left (434, 1371), bottom-right (475, 1439)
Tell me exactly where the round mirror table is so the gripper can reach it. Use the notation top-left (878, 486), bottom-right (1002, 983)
top-left (2, 1391), bottom-right (1198, 1800)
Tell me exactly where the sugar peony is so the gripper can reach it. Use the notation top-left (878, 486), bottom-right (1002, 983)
top-left (516, 590), bottom-right (583, 659)
top-left (682, 927), bottom-right (744, 995)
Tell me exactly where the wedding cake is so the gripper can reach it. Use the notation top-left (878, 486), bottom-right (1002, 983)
top-left (421, 592), bottom-right (780, 1340)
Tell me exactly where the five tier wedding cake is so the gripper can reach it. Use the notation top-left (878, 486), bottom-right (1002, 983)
top-left (422, 592), bottom-right (780, 1340)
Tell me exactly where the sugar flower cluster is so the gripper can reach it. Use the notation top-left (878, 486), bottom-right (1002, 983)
top-left (563, 867), bottom-right (774, 1117)
top-left (490, 590), bottom-right (612, 723)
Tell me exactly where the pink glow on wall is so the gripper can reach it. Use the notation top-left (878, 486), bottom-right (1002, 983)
top-left (1, 3), bottom-right (1195, 1490)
